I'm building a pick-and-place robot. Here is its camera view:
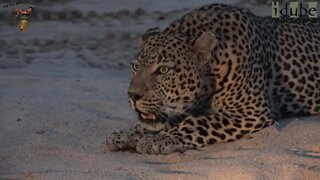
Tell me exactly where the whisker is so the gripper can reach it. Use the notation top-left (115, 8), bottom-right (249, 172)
top-left (157, 106), bottom-right (187, 122)
top-left (154, 111), bottom-right (170, 122)
top-left (158, 105), bottom-right (186, 115)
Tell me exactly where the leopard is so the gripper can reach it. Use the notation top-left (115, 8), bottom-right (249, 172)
top-left (106, 3), bottom-right (320, 155)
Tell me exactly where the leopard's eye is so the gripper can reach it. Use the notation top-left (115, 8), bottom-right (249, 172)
top-left (132, 63), bottom-right (140, 71)
top-left (159, 66), bottom-right (169, 74)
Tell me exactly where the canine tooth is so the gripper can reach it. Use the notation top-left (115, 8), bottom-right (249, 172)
top-left (141, 113), bottom-right (156, 120)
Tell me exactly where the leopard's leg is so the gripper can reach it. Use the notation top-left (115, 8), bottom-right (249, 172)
top-left (106, 123), bottom-right (146, 151)
top-left (136, 111), bottom-right (273, 155)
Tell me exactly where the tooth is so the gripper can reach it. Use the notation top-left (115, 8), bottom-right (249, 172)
top-left (141, 113), bottom-right (156, 120)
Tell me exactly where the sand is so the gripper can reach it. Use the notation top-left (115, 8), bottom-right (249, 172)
top-left (0, 0), bottom-right (319, 179)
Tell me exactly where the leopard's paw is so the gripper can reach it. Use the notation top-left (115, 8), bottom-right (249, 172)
top-left (106, 130), bottom-right (141, 151)
top-left (136, 134), bottom-right (181, 155)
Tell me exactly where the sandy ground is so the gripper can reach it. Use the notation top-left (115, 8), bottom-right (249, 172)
top-left (0, 0), bottom-right (320, 179)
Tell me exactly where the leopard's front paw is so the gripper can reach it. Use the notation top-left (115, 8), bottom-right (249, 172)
top-left (136, 134), bottom-right (182, 155)
top-left (106, 130), bottom-right (141, 151)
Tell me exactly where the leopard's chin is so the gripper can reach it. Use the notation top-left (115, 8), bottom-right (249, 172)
top-left (140, 120), bottom-right (166, 132)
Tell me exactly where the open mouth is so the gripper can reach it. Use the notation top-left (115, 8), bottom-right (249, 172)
top-left (135, 109), bottom-right (187, 128)
top-left (135, 109), bottom-right (169, 131)
top-left (140, 113), bottom-right (156, 120)
top-left (136, 109), bottom-right (164, 124)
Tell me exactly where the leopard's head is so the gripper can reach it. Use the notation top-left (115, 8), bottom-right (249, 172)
top-left (128, 27), bottom-right (216, 131)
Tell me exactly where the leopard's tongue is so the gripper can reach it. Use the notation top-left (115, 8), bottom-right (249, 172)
top-left (141, 113), bottom-right (156, 120)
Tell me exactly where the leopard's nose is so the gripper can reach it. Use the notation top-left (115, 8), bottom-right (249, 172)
top-left (128, 74), bottom-right (147, 102)
top-left (128, 90), bottom-right (143, 102)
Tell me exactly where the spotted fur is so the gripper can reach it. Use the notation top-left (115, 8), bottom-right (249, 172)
top-left (106, 4), bottom-right (320, 154)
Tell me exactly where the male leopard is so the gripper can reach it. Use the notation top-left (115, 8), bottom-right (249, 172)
top-left (106, 4), bottom-right (320, 154)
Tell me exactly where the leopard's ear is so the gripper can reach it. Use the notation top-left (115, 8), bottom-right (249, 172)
top-left (192, 32), bottom-right (216, 68)
top-left (139, 27), bottom-right (161, 48)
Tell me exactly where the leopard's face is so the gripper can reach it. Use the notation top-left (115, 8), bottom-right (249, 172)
top-left (128, 31), bottom-right (216, 131)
